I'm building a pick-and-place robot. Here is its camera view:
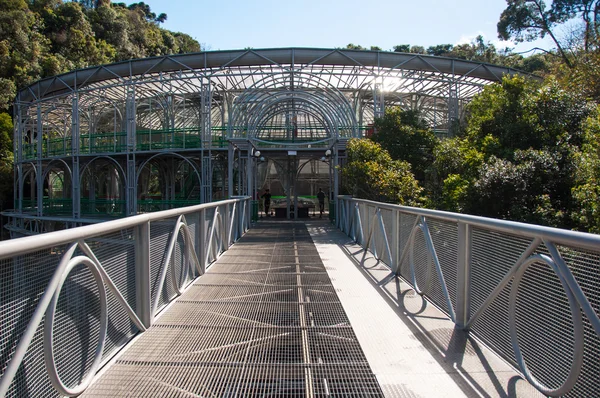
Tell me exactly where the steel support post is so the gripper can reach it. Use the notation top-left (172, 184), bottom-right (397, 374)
top-left (126, 86), bottom-right (137, 215)
top-left (134, 221), bottom-right (152, 328)
top-left (198, 208), bottom-right (207, 274)
top-left (36, 104), bottom-right (42, 217)
top-left (246, 150), bottom-right (252, 199)
top-left (456, 222), bottom-right (472, 329)
top-left (227, 144), bottom-right (234, 198)
top-left (391, 209), bottom-right (400, 274)
top-left (71, 95), bottom-right (80, 219)
top-left (333, 146), bottom-right (339, 227)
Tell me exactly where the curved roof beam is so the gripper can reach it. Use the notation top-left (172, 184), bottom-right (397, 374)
top-left (17, 48), bottom-right (535, 103)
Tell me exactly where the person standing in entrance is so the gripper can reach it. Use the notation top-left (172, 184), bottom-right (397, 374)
top-left (261, 189), bottom-right (272, 217)
top-left (317, 188), bottom-right (326, 218)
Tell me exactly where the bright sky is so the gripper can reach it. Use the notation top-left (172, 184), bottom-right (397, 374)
top-left (148, 0), bottom-right (555, 54)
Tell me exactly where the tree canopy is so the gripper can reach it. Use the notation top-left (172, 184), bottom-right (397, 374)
top-left (0, 0), bottom-right (201, 111)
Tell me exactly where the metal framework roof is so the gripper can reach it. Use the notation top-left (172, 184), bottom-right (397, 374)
top-left (17, 48), bottom-right (527, 104)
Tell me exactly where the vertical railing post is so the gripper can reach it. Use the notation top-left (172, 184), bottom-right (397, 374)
top-left (391, 208), bottom-right (400, 274)
top-left (198, 208), bottom-right (207, 274)
top-left (134, 221), bottom-right (152, 328)
top-left (225, 203), bottom-right (231, 247)
top-left (456, 222), bottom-right (471, 329)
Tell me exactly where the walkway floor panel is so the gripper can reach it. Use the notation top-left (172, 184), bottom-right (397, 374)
top-left (84, 222), bottom-right (384, 397)
top-left (306, 220), bottom-right (544, 398)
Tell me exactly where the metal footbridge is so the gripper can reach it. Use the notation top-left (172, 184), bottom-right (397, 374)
top-left (1, 197), bottom-right (599, 397)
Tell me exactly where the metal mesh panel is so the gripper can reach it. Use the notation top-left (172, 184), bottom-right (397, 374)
top-left (204, 207), bottom-right (217, 266)
top-left (0, 247), bottom-right (67, 397)
top-left (378, 208), bottom-right (393, 266)
top-left (53, 263), bottom-right (102, 390)
top-left (149, 219), bottom-right (176, 312)
top-left (426, 219), bottom-right (458, 312)
top-left (409, 227), bottom-right (435, 301)
top-left (469, 228), bottom-right (532, 362)
top-left (84, 229), bottom-right (138, 357)
top-left (398, 213), bottom-right (417, 280)
top-left (170, 230), bottom-right (187, 292)
top-left (366, 205), bottom-right (377, 254)
top-left (515, 259), bottom-right (574, 391)
top-left (184, 211), bottom-right (199, 278)
top-left (554, 245), bottom-right (600, 397)
top-left (469, 228), bottom-right (600, 396)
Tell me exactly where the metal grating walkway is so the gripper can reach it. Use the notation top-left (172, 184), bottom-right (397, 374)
top-left (84, 222), bottom-right (384, 397)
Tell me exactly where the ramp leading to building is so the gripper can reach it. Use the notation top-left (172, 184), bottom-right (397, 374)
top-left (83, 222), bottom-right (384, 397)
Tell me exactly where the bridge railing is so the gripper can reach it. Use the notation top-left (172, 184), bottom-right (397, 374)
top-left (0, 197), bottom-right (251, 397)
top-left (337, 196), bottom-right (600, 397)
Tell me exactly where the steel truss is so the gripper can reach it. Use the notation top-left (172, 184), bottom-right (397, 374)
top-left (8, 48), bottom-right (528, 235)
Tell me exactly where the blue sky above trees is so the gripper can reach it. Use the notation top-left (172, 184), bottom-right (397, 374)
top-left (149, 0), bottom-right (555, 53)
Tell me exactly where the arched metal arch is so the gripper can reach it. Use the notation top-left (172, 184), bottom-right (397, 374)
top-left (42, 159), bottom-right (73, 182)
top-left (135, 152), bottom-right (202, 187)
top-left (79, 156), bottom-right (127, 187)
top-left (229, 71), bottom-right (358, 143)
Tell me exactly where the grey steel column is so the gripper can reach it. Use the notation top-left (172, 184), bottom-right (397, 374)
top-left (71, 95), bottom-right (80, 219)
top-left (334, 145), bottom-right (339, 227)
top-left (246, 150), bottom-right (252, 198)
top-left (135, 221), bottom-right (152, 328)
top-left (15, 103), bottom-right (22, 214)
top-left (36, 104), bottom-right (42, 218)
top-left (456, 222), bottom-right (472, 329)
top-left (227, 144), bottom-right (234, 198)
top-left (126, 85), bottom-right (137, 216)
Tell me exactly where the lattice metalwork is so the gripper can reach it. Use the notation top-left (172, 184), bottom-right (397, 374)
top-left (8, 48), bottom-right (531, 234)
top-left (337, 196), bottom-right (600, 397)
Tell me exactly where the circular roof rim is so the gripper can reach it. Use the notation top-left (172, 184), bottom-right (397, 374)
top-left (16, 47), bottom-right (537, 103)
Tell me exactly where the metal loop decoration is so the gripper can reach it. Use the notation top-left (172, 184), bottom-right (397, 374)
top-left (43, 256), bottom-right (108, 397)
top-left (509, 254), bottom-right (584, 397)
top-left (408, 225), bottom-right (432, 296)
top-left (152, 215), bottom-right (201, 317)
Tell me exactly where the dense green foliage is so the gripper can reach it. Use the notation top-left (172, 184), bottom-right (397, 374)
top-left (0, 0), bottom-right (201, 233)
top-left (0, 112), bottom-right (13, 218)
top-left (340, 1), bottom-right (600, 233)
top-left (0, 0), bottom-right (200, 111)
top-left (367, 75), bottom-right (600, 232)
top-left (371, 108), bottom-right (437, 180)
top-left (342, 139), bottom-right (423, 206)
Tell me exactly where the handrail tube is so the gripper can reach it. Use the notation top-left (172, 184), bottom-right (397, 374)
top-left (340, 197), bottom-right (600, 252)
top-left (0, 198), bottom-right (248, 260)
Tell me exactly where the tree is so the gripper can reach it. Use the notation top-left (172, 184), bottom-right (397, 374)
top-left (552, 0), bottom-right (600, 51)
top-left (0, 112), bottom-right (13, 223)
top-left (345, 43), bottom-right (365, 50)
top-left (427, 44), bottom-right (454, 56)
top-left (342, 138), bottom-right (423, 206)
top-left (371, 108), bottom-right (438, 180)
top-left (393, 44), bottom-right (410, 52)
top-left (497, 0), bottom-right (573, 67)
top-left (571, 106), bottom-right (600, 232)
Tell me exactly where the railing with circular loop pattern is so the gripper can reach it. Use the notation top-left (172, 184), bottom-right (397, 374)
top-left (0, 197), bottom-right (250, 397)
top-left (337, 196), bottom-right (600, 397)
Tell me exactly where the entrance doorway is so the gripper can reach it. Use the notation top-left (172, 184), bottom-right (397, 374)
top-left (256, 153), bottom-right (333, 220)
